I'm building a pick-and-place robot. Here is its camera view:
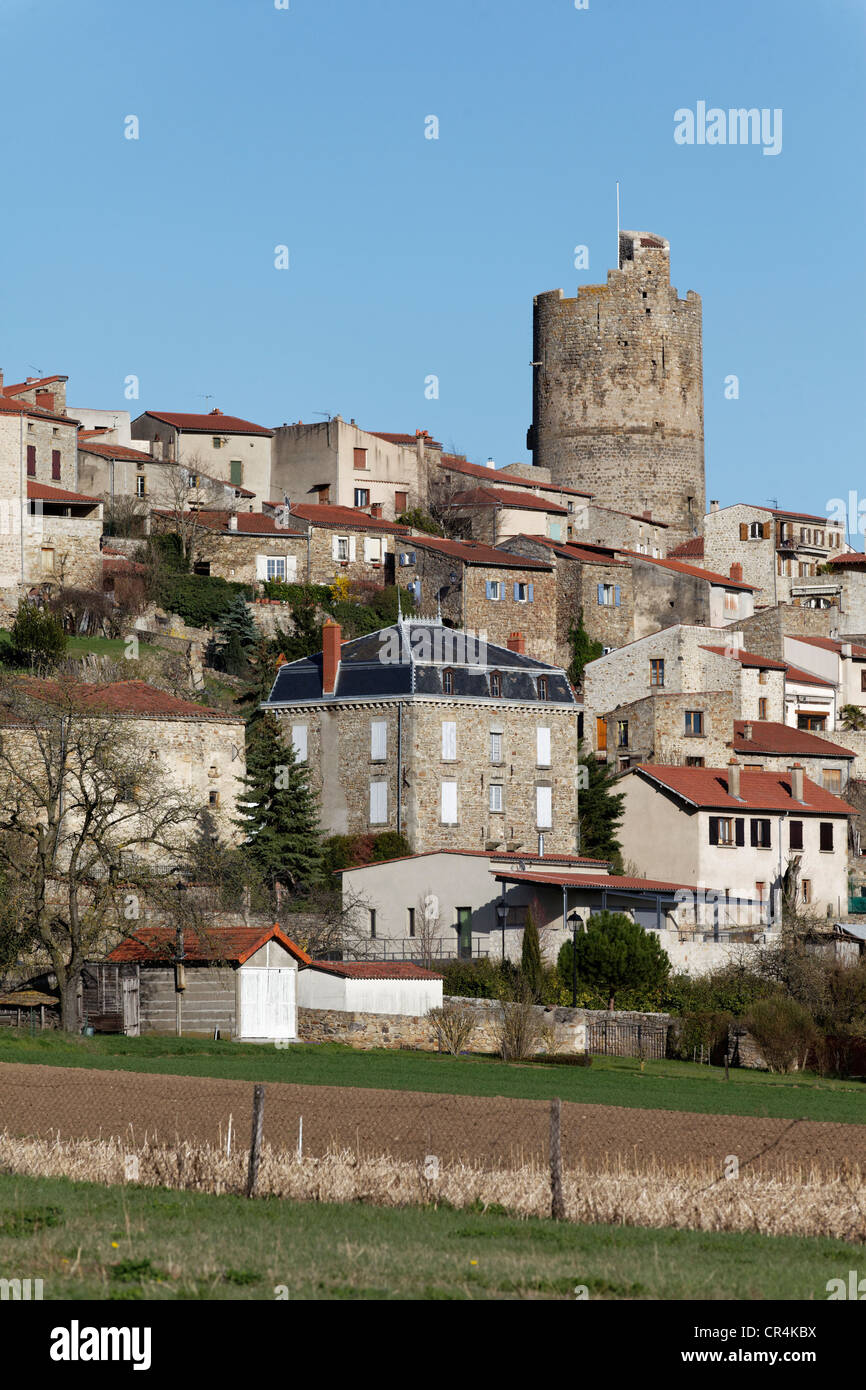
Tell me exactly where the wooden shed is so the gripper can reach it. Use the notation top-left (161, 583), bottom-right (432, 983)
top-left (106, 924), bottom-right (311, 1040)
top-left (0, 989), bottom-right (59, 1031)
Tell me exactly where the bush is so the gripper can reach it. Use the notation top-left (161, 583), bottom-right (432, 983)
top-left (566, 911), bottom-right (670, 1010)
top-left (428, 1000), bottom-right (476, 1056)
top-left (441, 958), bottom-right (511, 1000)
top-left (321, 832), bottom-right (412, 875)
top-left (495, 993), bottom-right (546, 1062)
top-left (5, 602), bottom-right (67, 672)
top-left (156, 572), bottom-right (253, 629)
top-left (744, 996), bottom-right (817, 1074)
top-left (672, 1009), bottom-right (734, 1063)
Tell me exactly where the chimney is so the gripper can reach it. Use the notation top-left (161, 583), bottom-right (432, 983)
top-left (0, 370), bottom-right (4, 389)
top-left (485, 457), bottom-right (496, 470)
top-left (370, 503), bottom-right (382, 519)
top-left (730, 562), bottom-right (743, 582)
top-left (841, 642), bottom-right (853, 658)
top-left (642, 509), bottom-right (652, 520)
top-left (742, 722), bottom-right (753, 740)
top-left (507, 632), bottom-right (525, 655)
top-left (209, 408), bottom-right (222, 416)
top-left (710, 499), bottom-right (719, 512)
top-left (789, 762), bottom-right (805, 802)
top-left (227, 514), bottom-right (238, 532)
top-left (727, 757), bottom-right (741, 800)
top-left (322, 620), bottom-right (342, 694)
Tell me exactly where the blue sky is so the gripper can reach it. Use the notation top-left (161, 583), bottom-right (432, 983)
top-left (2, 0), bottom-right (864, 528)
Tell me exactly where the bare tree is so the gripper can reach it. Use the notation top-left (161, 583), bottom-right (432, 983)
top-left (151, 455), bottom-right (239, 569)
top-left (412, 890), bottom-right (444, 968)
top-left (104, 494), bottom-right (148, 540)
top-left (0, 676), bottom-right (200, 1030)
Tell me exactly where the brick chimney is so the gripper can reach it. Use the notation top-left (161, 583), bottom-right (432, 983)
top-left (370, 503), bottom-right (382, 519)
top-left (727, 757), bottom-right (742, 799)
top-left (789, 762), bottom-right (805, 802)
top-left (742, 722), bottom-right (753, 740)
top-left (322, 620), bottom-right (342, 694)
top-left (730, 562), bottom-right (743, 581)
top-left (507, 632), bottom-right (525, 655)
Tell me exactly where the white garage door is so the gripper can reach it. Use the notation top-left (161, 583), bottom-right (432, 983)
top-left (239, 968), bottom-right (295, 1039)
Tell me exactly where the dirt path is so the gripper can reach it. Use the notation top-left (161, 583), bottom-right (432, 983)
top-left (1, 1062), bottom-right (863, 1176)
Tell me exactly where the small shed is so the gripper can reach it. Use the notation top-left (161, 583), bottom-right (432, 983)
top-left (106, 924), bottom-right (311, 1040)
top-left (297, 961), bottom-right (443, 1016)
top-left (0, 990), bottom-right (59, 1031)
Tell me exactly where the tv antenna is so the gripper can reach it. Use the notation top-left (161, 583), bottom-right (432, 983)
top-left (616, 181), bottom-right (621, 268)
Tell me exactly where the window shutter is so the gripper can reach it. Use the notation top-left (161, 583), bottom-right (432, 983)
top-left (371, 720), bottom-right (387, 761)
top-left (739, 523), bottom-right (748, 541)
top-left (790, 820), bottom-right (803, 850)
top-left (255, 554), bottom-right (269, 581)
top-left (291, 724), bottom-right (308, 762)
top-left (441, 781), bottom-right (458, 824)
top-left (708, 818), bottom-right (719, 846)
top-left (285, 555), bottom-right (298, 580)
top-left (536, 785), bottom-right (552, 829)
top-left (536, 727), bottom-right (551, 766)
top-left (442, 721), bottom-right (457, 761)
top-left (750, 820), bottom-right (758, 847)
top-left (735, 818), bottom-right (745, 846)
top-left (364, 538), bottom-right (373, 562)
top-left (399, 553), bottom-right (407, 567)
top-left (410, 552), bottom-right (416, 565)
top-left (527, 583), bottom-right (534, 602)
top-left (597, 583), bottom-right (604, 605)
top-left (370, 781), bottom-right (388, 824)
top-left (820, 822), bottom-right (834, 852)
top-left (614, 586), bottom-right (621, 607)
top-left (348, 536), bottom-right (357, 561)
top-left (513, 582), bottom-right (520, 600)
top-left (762, 521), bottom-right (772, 539)
top-left (486, 580), bottom-right (495, 599)
top-left (332, 535), bottom-right (340, 560)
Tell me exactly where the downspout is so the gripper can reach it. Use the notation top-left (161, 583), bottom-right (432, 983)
top-left (396, 702), bottom-right (403, 835)
top-left (19, 412), bottom-right (25, 585)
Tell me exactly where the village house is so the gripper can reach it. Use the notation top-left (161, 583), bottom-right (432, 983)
top-left (584, 627), bottom-right (787, 756)
top-left (78, 436), bottom-right (255, 519)
top-left (131, 408), bottom-right (274, 503)
top-left (271, 416), bottom-right (435, 519)
top-left (391, 535), bottom-right (557, 664)
top-left (0, 387), bottom-right (79, 492)
top-left (618, 762), bottom-right (854, 922)
top-left (782, 636), bottom-right (866, 723)
top-left (0, 373), bottom-right (69, 416)
top-left (788, 551), bottom-right (866, 629)
top-left (336, 848), bottom-right (767, 973)
top-left (618, 552), bottom-right (755, 637)
top-left (702, 501), bottom-right (849, 605)
top-left (263, 616), bottom-right (580, 862)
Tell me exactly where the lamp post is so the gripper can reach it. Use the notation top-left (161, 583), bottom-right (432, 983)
top-left (496, 904), bottom-right (508, 963)
top-left (567, 910), bottom-right (584, 1008)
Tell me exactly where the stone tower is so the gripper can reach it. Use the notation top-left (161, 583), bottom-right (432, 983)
top-left (528, 231), bottom-right (705, 546)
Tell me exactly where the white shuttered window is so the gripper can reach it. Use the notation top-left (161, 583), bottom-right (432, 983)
top-left (536, 785), bottom-right (552, 829)
top-left (291, 724), bottom-right (308, 763)
top-left (536, 726), bottom-right (551, 767)
top-left (441, 780), bottom-right (458, 824)
top-left (370, 720), bottom-right (387, 761)
top-left (370, 781), bottom-right (388, 824)
top-left (441, 720), bottom-right (457, 761)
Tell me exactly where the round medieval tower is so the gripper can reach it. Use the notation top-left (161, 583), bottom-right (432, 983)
top-left (528, 231), bottom-right (705, 547)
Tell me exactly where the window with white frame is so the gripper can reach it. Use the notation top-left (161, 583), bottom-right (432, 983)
top-left (335, 536), bottom-right (350, 561)
top-left (266, 556), bottom-right (287, 581)
top-left (441, 720), bottom-right (457, 761)
top-left (399, 551), bottom-right (417, 566)
top-left (440, 780), bottom-right (458, 824)
top-left (370, 720), bottom-right (387, 761)
top-left (485, 581), bottom-right (506, 600)
top-left (536, 727), bottom-right (551, 766)
top-left (369, 780), bottom-right (388, 825)
top-left (489, 783), bottom-right (503, 813)
top-left (513, 581), bottom-right (534, 603)
top-left (489, 731), bottom-right (502, 763)
top-left (536, 785), bottom-right (552, 829)
top-left (291, 724), bottom-right (308, 763)
top-left (364, 537), bottom-right (383, 564)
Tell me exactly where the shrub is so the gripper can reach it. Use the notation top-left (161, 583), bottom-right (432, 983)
top-left (744, 996), bottom-right (817, 1074)
top-left (672, 1009), bottom-right (735, 1063)
top-left (156, 572), bottom-right (252, 629)
top-left (569, 911), bottom-right (670, 1010)
top-left (428, 1000), bottom-right (476, 1056)
top-left (5, 602), bottom-right (67, 672)
top-left (442, 958), bottom-right (509, 1000)
top-left (495, 992), bottom-right (546, 1062)
top-left (520, 909), bottom-right (544, 1002)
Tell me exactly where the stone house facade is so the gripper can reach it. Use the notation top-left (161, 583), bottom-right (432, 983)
top-left (604, 690), bottom-right (735, 772)
top-left (131, 409), bottom-right (274, 504)
top-left (0, 391), bottom-right (79, 492)
top-left (391, 535), bottom-right (557, 663)
top-left (263, 618), bottom-right (580, 859)
top-left (622, 553), bottom-right (755, 638)
top-left (271, 417), bottom-right (433, 519)
top-left (703, 502), bottom-right (848, 606)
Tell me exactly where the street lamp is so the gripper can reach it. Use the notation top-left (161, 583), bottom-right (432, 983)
top-left (567, 910), bottom-right (584, 1008)
top-left (496, 904), bottom-right (508, 963)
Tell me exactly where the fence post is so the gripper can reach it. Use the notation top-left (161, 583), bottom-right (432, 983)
top-left (246, 1084), bottom-right (265, 1198)
top-left (549, 1097), bottom-right (565, 1221)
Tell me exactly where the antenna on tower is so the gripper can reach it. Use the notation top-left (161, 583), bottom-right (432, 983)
top-left (616, 182), bottom-right (621, 268)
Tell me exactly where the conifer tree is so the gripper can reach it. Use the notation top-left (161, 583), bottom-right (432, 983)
top-left (578, 742), bottom-right (625, 870)
top-left (217, 595), bottom-right (258, 676)
top-left (520, 906), bottom-right (544, 1001)
top-left (236, 715), bottom-right (323, 891)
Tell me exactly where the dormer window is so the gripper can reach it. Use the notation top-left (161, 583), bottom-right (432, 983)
top-left (537, 676), bottom-right (549, 700)
top-left (490, 671), bottom-right (502, 698)
top-left (443, 668), bottom-right (454, 695)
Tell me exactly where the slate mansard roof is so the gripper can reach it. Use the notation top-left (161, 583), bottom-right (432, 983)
top-left (264, 620), bottom-right (577, 708)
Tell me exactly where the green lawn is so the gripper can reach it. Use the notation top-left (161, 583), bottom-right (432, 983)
top-left (64, 636), bottom-right (159, 659)
top-left (0, 1171), bottom-right (858, 1300)
top-left (2, 1029), bottom-right (864, 1124)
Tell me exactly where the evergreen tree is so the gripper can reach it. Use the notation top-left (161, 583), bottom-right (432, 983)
top-left (566, 609), bottom-right (603, 688)
top-left (578, 742), bottom-right (625, 870)
top-left (216, 596), bottom-right (258, 676)
top-left (236, 715), bottom-right (323, 891)
top-left (569, 910), bottom-right (670, 1010)
top-left (6, 601), bottom-right (67, 672)
top-left (520, 907), bottom-right (544, 1001)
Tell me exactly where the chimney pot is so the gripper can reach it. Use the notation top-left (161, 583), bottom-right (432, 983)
top-left (789, 762), bottom-right (805, 802)
top-left (841, 642), bottom-right (853, 658)
top-left (507, 631), bottom-right (525, 655)
top-left (727, 757), bottom-right (742, 799)
top-left (370, 503), bottom-right (382, 519)
top-left (710, 499), bottom-right (719, 511)
top-left (322, 620), bottom-right (342, 695)
top-left (743, 722), bottom-right (753, 740)
top-left (730, 562), bottom-right (743, 581)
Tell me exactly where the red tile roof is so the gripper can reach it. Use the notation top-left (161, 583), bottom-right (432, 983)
top-left (102, 553), bottom-right (148, 576)
top-left (1, 375), bottom-right (67, 396)
top-left (827, 552), bottom-right (866, 566)
top-left (700, 645), bottom-right (788, 670)
top-left (623, 552), bottom-right (755, 591)
top-left (284, 503), bottom-right (410, 533)
top-left (667, 536), bottom-right (705, 559)
top-left (77, 439), bottom-right (154, 463)
top-left (633, 763), bottom-right (856, 815)
top-left (733, 720), bottom-right (854, 760)
top-left (511, 534), bottom-right (627, 566)
top-left (451, 486), bottom-right (568, 514)
top-left (108, 924), bottom-right (311, 965)
top-left (0, 396), bottom-right (76, 426)
top-left (153, 508), bottom-right (305, 537)
top-left (303, 960), bottom-right (443, 980)
top-left (783, 663), bottom-right (835, 688)
top-left (369, 431), bottom-right (443, 449)
top-left (13, 678), bottom-right (243, 722)
top-left (27, 481), bottom-right (100, 505)
top-left (407, 536), bottom-right (551, 570)
top-left (438, 457), bottom-right (593, 498)
top-left (794, 635), bottom-right (866, 660)
top-left (142, 410), bottom-right (273, 437)
top-left (493, 869), bottom-right (696, 893)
